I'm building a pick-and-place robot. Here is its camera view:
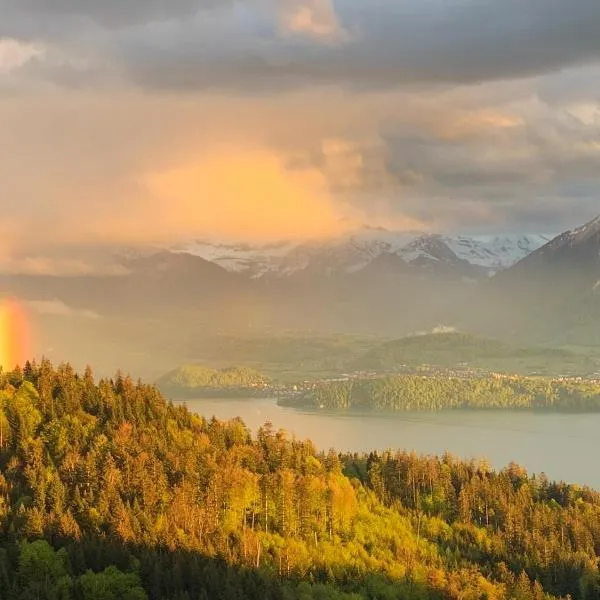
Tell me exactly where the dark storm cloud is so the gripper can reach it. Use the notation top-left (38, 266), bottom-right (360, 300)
top-left (0, 0), bottom-right (225, 35)
top-left (3, 0), bottom-right (600, 91)
top-left (120, 0), bottom-right (600, 92)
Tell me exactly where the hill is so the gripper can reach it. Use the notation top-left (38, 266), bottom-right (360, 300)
top-left (0, 360), bottom-right (599, 599)
top-left (354, 331), bottom-right (600, 376)
top-left (156, 364), bottom-right (270, 396)
top-left (183, 333), bottom-right (379, 381)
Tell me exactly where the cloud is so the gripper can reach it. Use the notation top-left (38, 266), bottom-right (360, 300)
top-left (0, 88), bottom-right (426, 253)
top-left (277, 0), bottom-right (347, 42)
top-left (0, 255), bottom-right (129, 277)
top-left (1, 76), bottom-right (600, 254)
top-left (0, 38), bottom-right (44, 73)
top-left (99, 0), bottom-right (600, 91)
top-left (2, 0), bottom-right (600, 92)
top-left (0, 1), bottom-right (600, 254)
top-left (377, 95), bottom-right (600, 231)
top-left (141, 145), bottom-right (356, 242)
top-left (0, 0), bottom-right (219, 33)
top-left (25, 299), bottom-right (100, 319)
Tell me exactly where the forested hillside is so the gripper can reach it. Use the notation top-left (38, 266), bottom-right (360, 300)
top-left (291, 375), bottom-right (600, 411)
top-left (156, 364), bottom-right (270, 396)
top-left (0, 361), bottom-right (599, 599)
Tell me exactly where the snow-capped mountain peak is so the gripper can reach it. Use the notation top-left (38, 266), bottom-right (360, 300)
top-left (444, 234), bottom-right (552, 270)
top-left (169, 229), bottom-right (551, 279)
top-left (172, 240), bottom-right (295, 278)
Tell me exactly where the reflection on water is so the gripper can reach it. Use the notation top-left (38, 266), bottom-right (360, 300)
top-left (175, 397), bottom-right (600, 489)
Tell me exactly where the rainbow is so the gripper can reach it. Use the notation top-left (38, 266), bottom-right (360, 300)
top-left (0, 298), bottom-right (30, 371)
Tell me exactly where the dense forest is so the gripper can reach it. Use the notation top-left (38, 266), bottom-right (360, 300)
top-left (289, 375), bottom-right (600, 411)
top-left (0, 360), bottom-right (599, 599)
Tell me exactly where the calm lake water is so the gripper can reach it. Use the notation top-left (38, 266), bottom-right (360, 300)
top-left (175, 397), bottom-right (600, 489)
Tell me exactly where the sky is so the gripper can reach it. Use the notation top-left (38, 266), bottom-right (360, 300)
top-left (1, 0), bottom-right (600, 271)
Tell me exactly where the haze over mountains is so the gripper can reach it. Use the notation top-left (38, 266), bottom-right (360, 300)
top-left (467, 214), bottom-right (600, 345)
top-left (2, 216), bottom-right (598, 376)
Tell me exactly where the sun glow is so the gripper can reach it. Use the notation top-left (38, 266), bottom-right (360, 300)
top-left (0, 298), bottom-right (30, 371)
top-left (143, 147), bottom-right (352, 243)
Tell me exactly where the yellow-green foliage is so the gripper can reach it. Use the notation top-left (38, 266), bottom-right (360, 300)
top-left (308, 374), bottom-right (600, 411)
top-left (0, 360), bottom-right (595, 600)
top-left (158, 364), bottom-right (270, 389)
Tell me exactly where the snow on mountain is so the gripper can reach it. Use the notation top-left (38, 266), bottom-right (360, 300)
top-left (172, 241), bottom-right (295, 278)
top-left (275, 228), bottom-right (419, 277)
top-left (398, 235), bottom-right (469, 268)
top-left (170, 229), bottom-right (551, 279)
top-left (444, 234), bottom-right (552, 270)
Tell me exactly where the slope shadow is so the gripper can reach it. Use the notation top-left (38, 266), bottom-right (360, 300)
top-left (1, 533), bottom-right (439, 600)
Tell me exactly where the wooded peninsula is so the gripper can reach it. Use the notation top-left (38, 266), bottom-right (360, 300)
top-left (283, 375), bottom-right (600, 412)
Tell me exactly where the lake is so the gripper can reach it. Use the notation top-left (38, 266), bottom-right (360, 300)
top-left (175, 397), bottom-right (600, 489)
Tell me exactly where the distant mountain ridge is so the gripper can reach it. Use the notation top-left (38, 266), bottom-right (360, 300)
top-left (171, 229), bottom-right (551, 279)
top-left (464, 214), bottom-right (600, 344)
top-left (511, 214), bottom-right (600, 273)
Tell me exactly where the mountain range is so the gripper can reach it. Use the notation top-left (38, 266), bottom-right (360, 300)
top-left (2, 217), bottom-right (599, 375)
top-left (171, 229), bottom-right (551, 279)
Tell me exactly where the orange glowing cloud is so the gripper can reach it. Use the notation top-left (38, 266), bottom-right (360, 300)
top-left (142, 147), bottom-right (354, 243)
top-left (430, 109), bottom-right (523, 141)
top-left (0, 298), bottom-right (30, 371)
top-left (278, 0), bottom-right (347, 42)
